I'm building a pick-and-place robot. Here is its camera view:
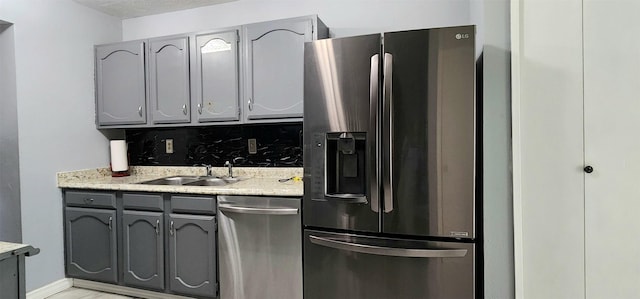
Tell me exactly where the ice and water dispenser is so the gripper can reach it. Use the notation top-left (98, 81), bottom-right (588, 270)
top-left (324, 132), bottom-right (367, 200)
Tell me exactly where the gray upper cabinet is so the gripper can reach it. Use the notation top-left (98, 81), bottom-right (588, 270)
top-left (149, 36), bottom-right (191, 124)
top-left (122, 211), bottom-right (164, 291)
top-left (94, 16), bottom-right (326, 128)
top-left (168, 214), bottom-right (217, 298)
top-left (96, 41), bottom-right (147, 127)
top-left (243, 16), bottom-right (326, 121)
top-left (194, 30), bottom-right (240, 123)
top-left (65, 207), bottom-right (117, 284)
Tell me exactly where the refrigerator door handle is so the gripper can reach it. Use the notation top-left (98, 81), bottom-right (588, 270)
top-left (382, 53), bottom-right (394, 213)
top-left (370, 54), bottom-right (380, 213)
top-left (219, 204), bottom-right (299, 215)
top-left (309, 235), bottom-right (467, 258)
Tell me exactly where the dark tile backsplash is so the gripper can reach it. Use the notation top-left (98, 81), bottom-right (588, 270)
top-left (126, 123), bottom-right (303, 167)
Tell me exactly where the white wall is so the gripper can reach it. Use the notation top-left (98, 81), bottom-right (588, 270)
top-left (123, 0), bottom-right (471, 40)
top-left (477, 0), bottom-right (514, 298)
top-left (0, 0), bottom-right (122, 291)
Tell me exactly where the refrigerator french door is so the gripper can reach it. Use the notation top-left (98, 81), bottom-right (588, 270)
top-left (303, 26), bottom-right (477, 299)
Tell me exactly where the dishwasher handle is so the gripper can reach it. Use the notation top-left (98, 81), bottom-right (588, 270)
top-left (219, 204), bottom-right (299, 215)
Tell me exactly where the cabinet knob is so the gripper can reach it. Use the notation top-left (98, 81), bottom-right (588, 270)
top-left (248, 98), bottom-right (253, 111)
top-left (138, 106), bottom-right (143, 117)
top-left (182, 104), bottom-right (187, 115)
top-left (197, 103), bottom-right (203, 114)
top-left (584, 166), bottom-right (594, 173)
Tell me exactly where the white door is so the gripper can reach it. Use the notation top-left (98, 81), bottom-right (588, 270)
top-left (584, 1), bottom-right (640, 297)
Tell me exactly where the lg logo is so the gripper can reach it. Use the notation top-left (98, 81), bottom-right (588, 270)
top-left (455, 33), bottom-right (470, 40)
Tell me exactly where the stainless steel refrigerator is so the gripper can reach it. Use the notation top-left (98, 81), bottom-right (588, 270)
top-left (303, 26), bottom-right (478, 299)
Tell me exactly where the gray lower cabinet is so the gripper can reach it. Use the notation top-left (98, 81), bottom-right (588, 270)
top-left (149, 36), bottom-right (191, 124)
top-left (64, 190), bottom-right (218, 298)
top-left (194, 29), bottom-right (241, 123)
top-left (243, 16), bottom-right (327, 121)
top-left (65, 207), bottom-right (117, 284)
top-left (122, 211), bottom-right (164, 291)
top-left (95, 40), bottom-right (147, 127)
top-left (168, 214), bottom-right (217, 298)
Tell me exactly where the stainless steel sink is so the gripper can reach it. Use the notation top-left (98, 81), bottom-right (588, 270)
top-left (138, 176), bottom-right (246, 186)
top-left (183, 177), bottom-right (228, 186)
top-left (138, 176), bottom-right (202, 185)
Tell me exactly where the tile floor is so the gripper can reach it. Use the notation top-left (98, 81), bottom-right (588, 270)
top-left (46, 287), bottom-right (135, 299)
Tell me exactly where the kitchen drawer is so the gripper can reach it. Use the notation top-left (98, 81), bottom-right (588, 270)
top-left (65, 190), bottom-right (116, 209)
top-left (170, 195), bottom-right (216, 215)
top-left (123, 193), bottom-right (164, 211)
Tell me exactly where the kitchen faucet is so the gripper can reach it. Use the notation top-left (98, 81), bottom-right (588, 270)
top-left (200, 164), bottom-right (213, 176)
top-left (224, 161), bottom-right (233, 178)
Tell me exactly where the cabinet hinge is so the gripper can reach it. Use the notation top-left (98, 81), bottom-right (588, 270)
top-left (237, 107), bottom-right (241, 117)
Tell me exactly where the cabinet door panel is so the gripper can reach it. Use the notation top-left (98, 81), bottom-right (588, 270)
top-left (65, 207), bottom-right (117, 283)
top-left (123, 211), bottom-right (164, 290)
top-left (168, 214), bottom-right (216, 298)
top-left (96, 41), bottom-right (146, 126)
top-left (584, 1), bottom-right (640, 297)
top-left (149, 37), bottom-right (191, 124)
top-left (245, 20), bottom-right (312, 120)
top-left (194, 30), bottom-right (240, 122)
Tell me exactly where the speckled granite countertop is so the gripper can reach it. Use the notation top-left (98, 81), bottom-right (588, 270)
top-left (57, 166), bottom-right (303, 197)
top-left (0, 241), bottom-right (39, 260)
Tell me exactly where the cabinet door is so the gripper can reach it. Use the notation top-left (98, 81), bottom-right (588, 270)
top-left (168, 214), bottom-right (217, 298)
top-left (96, 41), bottom-right (147, 126)
top-left (584, 1), bottom-right (640, 297)
top-left (122, 211), bottom-right (164, 291)
top-left (194, 30), bottom-right (240, 123)
top-left (244, 19), bottom-right (312, 120)
top-left (65, 207), bottom-right (117, 283)
top-left (149, 37), bottom-right (191, 124)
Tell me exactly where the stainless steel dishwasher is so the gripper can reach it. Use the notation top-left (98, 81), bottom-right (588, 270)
top-left (218, 195), bottom-right (301, 299)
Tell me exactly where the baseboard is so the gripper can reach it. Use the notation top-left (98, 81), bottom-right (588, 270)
top-left (73, 279), bottom-right (193, 299)
top-left (26, 278), bottom-right (73, 299)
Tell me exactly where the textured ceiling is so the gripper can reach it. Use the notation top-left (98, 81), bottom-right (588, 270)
top-left (73, 0), bottom-right (237, 19)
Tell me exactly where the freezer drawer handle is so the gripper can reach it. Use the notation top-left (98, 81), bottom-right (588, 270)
top-left (324, 194), bottom-right (368, 204)
top-left (219, 205), bottom-right (299, 215)
top-left (309, 235), bottom-right (467, 258)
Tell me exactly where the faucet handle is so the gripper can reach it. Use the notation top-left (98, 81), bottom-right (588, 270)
top-left (224, 161), bottom-right (231, 166)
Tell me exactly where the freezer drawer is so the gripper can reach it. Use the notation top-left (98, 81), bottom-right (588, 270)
top-left (218, 196), bottom-right (302, 299)
top-left (303, 229), bottom-right (475, 299)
